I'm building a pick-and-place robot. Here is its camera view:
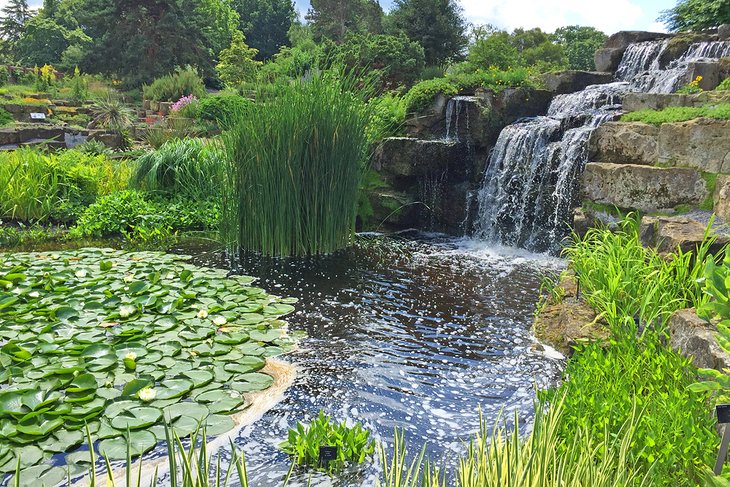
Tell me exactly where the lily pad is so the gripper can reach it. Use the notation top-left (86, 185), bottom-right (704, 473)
top-left (98, 430), bottom-right (157, 459)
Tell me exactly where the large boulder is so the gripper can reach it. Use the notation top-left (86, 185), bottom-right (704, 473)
top-left (542, 71), bottom-right (614, 94)
top-left (371, 138), bottom-right (467, 180)
top-left (720, 24), bottom-right (730, 40)
top-left (684, 61), bottom-right (723, 91)
top-left (658, 118), bottom-right (730, 173)
top-left (623, 91), bottom-right (730, 111)
top-left (639, 215), bottom-right (729, 254)
top-left (669, 308), bottom-right (730, 371)
top-left (588, 121), bottom-right (659, 165)
top-left (581, 163), bottom-right (708, 211)
top-left (714, 175), bottom-right (730, 221)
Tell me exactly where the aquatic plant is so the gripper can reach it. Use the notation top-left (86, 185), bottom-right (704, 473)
top-left (132, 138), bottom-right (225, 199)
top-left (0, 249), bottom-right (297, 478)
top-left (221, 70), bottom-right (373, 256)
top-left (279, 410), bottom-right (375, 471)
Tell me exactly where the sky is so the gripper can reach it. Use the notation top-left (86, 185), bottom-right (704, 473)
top-left (11, 0), bottom-right (676, 35)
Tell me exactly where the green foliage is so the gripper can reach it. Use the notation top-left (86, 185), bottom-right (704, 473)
top-left (404, 68), bottom-right (533, 113)
top-left (0, 107), bottom-right (12, 126)
top-left (467, 26), bottom-right (568, 73)
top-left (468, 29), bottom-right (521, 70)
top-left (231, 0), bottom-right (295, 60)
top-left (622, 103), bottom-right (730, 125)
top-left (216, 31), bottom-right (262, 88)
top-left (563, 217), bottom-right (715, 332)
top-left (0, 147), bottom-right (131, 223)
top-left (221, 70), bottom-right (373, 256)
top-left (195, 94), bottom-right (252, 128)
top-left (66, 67), bottom-right (89, 103)
top-left (659, 0), bottom-right (730, 32)
top-left (677, 75), bottom-right (705, 94)
top-left (367, 92), bottom-right (407, 140)
top-left (717, 77), bottom-right (730, 91)
top-left (387, 0), bottom-right (467, 65)
top-left (89, 96), bottom-right (135, 133)
top-left (542, 337), bottom-right (717, 486)
top-left (335, 32), bottom-right (425, 89)
top-left (0, 223), bottom-right (62, 249)
top-left (552, 25), bottom-right (607, 71)
top-left (0, 0), bottom-right (31, 47)
top-left (132, 138), bottom-right (225, 199)
top-left (307, 0), bottom-right (383, 42)
top-left (14, 15), bottom-right (91, 67)
top-left (69, 190), bottom-right (220, 239)
top-left (279, 410), bottom-right (375, 470)
top-left (143, 68), bottom-right (206, 103)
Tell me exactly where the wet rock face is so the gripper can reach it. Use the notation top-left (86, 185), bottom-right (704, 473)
top-left (715, 175), bottom-right (730, 222)
top-left (542, 71), bottom-right (614, 95)
top-left (589, 122), bottom-right (659, 165)
top-left (658, 118), bottom-right (730, 174)
top-left (594, 31), bottom-right (672, 72)
top-left (669, 308), bottom-right (730, 371)
top-left (639, 215), bottom-right (729, 254)
top-left (581, 162), bottom-right (708, 212)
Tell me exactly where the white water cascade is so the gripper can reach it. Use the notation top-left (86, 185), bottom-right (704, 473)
top-left (473, 38), bottom-right (730, 253)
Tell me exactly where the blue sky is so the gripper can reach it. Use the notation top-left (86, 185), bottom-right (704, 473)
top-left (13, 0), bottom-right (676, 35)
top-left (294, 0), bottom-right (676, 34)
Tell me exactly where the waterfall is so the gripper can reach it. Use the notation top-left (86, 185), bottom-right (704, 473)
top-left (472, 38), bottom-right (730, 253)
top-left (445, 96), bottom-right (473, 140)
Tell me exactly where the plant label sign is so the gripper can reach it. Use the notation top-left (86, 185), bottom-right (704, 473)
top-left (319, 446), bottom-right (337, 467)
top-left (30, 112), bottom-right (46, 120)
top-left (717, 404), bottom-right (730, 424)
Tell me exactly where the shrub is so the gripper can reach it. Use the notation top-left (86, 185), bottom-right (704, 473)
top-left (195, 95), bottom-right (251, 128)
top-left (142, 67), bottom-right (206, 102)
top-left (132, 138), bottom-right (224, 199)
top-left (221, 70), bottom-right (373, 256)
top-left (717, 77), bottom-right (730, 91)
top-left (622, 103), bottom-right (730, 125)
top-left (279, 410), bottom-right (374, 471)
top-left (0, 66), bottom-right (9, 87)
top-left (0, 107), bottom-right (12, 127)
top-left (89, 97), bottom-right (135, 133)
top-left (171, 94), bottom-right (198, 113)
top-left (216, 31), bottom-right (261, 89)
top-left (367, 92), bottom-right (407, 140)
top-left (677, 75), bottom-right (704, 94)
top-left (0, 148), bottom-right (131, 222)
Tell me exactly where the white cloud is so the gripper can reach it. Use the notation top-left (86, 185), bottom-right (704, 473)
top-left (459, 0), bottom-right (646, 35)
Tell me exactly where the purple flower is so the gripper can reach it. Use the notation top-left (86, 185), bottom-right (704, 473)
top-left (171, 94), bottom-right (198, 112)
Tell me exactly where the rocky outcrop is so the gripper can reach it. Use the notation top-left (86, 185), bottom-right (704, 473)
top-left (581, 163), bottom-right (708, 211)
top-left (594, 31), bottom-right (671, 72)
top-left (589, 122), bottom-right (659, 165)
top-left (685, 61), bottom-right (723, 91)
top-left (372, 138), bottom-right (470, 178)
top-left (542, 71), bottom-right (614, 95)
top-left (639, 215), bottom-right (729, 254)
top-left (715, 175), bottom-right (730, 221)
top-left (669, 308), bottom-right (730, 371)
top-left (658, 118), bottom-right (730, 173)
top-left (623, 91), bottom-right (730, 112)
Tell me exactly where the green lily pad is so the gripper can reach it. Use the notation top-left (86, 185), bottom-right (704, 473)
top-left (110, 406), bottom-right (162, 430)
top-left (98, 430), bottom-right (157, 459)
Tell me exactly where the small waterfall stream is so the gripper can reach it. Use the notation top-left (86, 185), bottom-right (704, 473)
top-left (473, 38), bottom-right (730, 253)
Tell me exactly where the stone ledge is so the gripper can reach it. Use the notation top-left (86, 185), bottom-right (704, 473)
top-left (589, 121), bottom-right (659, 165)
top-left (639, 215), bottom-right (729, 255)
top-left (581, 162), bottom-right (708, 212)
top-left (623, 91), bottom-right (730, 112)
top-left (542, 70), bottom-right (614, 95)
top-left (669, 308), bottom-right (730, 371)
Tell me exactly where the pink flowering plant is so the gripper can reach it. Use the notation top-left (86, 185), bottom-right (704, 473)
top-left (171, 94), bottom-right (198, 112)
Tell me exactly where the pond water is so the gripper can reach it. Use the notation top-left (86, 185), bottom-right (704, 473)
top-left (169, 233), bottom-right (566, 486)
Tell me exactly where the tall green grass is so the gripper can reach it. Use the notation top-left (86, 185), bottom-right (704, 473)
top-left (132, 138), bottom-right (225, 199)
top-left (221, 72), bottom-right (373, 256)
top-left (0, 147), bottom-right (131, 222)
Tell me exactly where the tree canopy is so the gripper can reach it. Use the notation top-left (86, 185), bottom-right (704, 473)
top-left (231, 0), bottom-right (295, 60)
top-left (306, 0), bottom-right (383, 42)
top-left (552, 25), bottom-right (607, 71)
top-left (659, 0), bottom-right (730, 32)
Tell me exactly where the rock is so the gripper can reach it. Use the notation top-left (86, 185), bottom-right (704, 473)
top-left (658, 33), bottom-right (707, 68)
top-left (720, 24), bottom-right (730, 40)
top-left (542, 70), bottom-right (614, 94)
top-left (603, 30), bottom-right (672, 50)
top-left (88, 131), bottom-right (123, 149)
top-left (159, 102), bottom-right (173, 116)
top-left (715, 175), bottom-right (730, 222)
top-left (594, 48), bottom-right (626, 73)
top-left (366, 189), bottom-right (418, 231)
top-left (658, 118), bottom-right (730, 173)
top-left (623, 91), bottom-right (730, 111)
top-left (588, 121), bottom-right (659, 164)
top-left (669, 308), bottom-right (730, 371)
top-left (372, 137), bottom-right (468, 180)
top-left (581, 163), bottom-right (708, 212)
top-left (685, 61), bottom-right (722, 91)
top-left (0, 128), bottom-right (19, 145)
top-left (639, 215), bottom-right (729, 254)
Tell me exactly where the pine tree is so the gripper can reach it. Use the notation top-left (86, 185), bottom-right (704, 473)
top-left (0, 0), bottom-right (31, 44)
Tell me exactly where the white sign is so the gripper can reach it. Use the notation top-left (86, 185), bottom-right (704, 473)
top-left (30, 112), bottom-right (46, 120)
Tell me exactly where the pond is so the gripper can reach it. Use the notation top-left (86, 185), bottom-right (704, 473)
top-left (170, 233), bottom-right (566, 485)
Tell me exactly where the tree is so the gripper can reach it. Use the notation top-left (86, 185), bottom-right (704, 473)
top-left (468, 28), bottom-right (520, 70)
top-left (216, 30), bottom-right (261, 87)
top-left (232, 0), bottom-right (295, 60)
top-left (387, 0), bottom-right (467, 65)
top-left (306, 0), bottom-right (383, 42)
top-left (74, 0), bottom-right (237, 86)
top-left (552, 25), bottom-right (607, 70)
top-left (14, 16), bottom-right (90, 66)
top-left (335, 32), bottom-right (424, 88)
top-left (659, 0), bottom-right (730, 32)
top-left (42, 0), bottom-right (60, 17)
top-left (0, 0), bottom-right (31, 47)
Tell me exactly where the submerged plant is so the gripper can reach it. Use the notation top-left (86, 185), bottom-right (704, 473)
top-left (221, 70), bottom-right (373, 256)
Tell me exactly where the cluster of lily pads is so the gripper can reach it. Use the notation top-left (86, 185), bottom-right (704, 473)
top-left (0, 248), bottom-right (298, 483)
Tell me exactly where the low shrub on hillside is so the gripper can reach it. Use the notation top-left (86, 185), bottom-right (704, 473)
top-left (143, 67), bottom-right (206, 102)
top-left (622, 103), bottom-right (730, 125)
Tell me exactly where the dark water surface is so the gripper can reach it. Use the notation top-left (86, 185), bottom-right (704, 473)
top-left (167, 233), bottom-right (565, 486)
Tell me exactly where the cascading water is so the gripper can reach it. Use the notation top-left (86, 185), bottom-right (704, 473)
top-left (444, 96), bottom-right (473, 140)
top-left (473, 38), bottom-right (730, 253)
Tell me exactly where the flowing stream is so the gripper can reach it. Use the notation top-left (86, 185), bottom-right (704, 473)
top-left (473, 39), bottom-right (730, 253)
top-left (170, 234), bottom-right (564, 486)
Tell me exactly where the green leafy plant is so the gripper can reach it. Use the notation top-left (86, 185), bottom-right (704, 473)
top-left (221, 69), bottom-right (373, 256)
top-left (195, 95), bottom-right (251, 129)
top-left (279, 410), bottom-right (375, 471)
top-left (143, 68), bottom-right (206, 103)
top-left (716, 77), bottom-right (730, 91)
top-left (89, 96), bottom-right (135, 135)
top-left (0, 107), bottom-right (13, 127)
top-left (622, 103), bottom-right (730, 125)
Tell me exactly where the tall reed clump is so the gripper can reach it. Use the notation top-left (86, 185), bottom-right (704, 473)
top-left (132, 138), bottom-right (225, 200)
top-left (221, 72), bottom-right (372, 256)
